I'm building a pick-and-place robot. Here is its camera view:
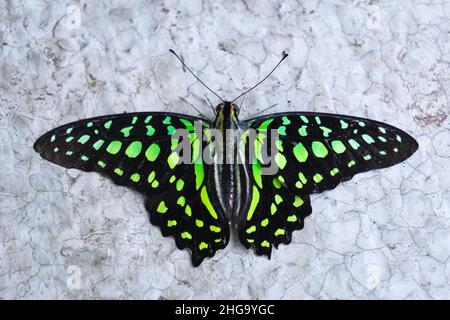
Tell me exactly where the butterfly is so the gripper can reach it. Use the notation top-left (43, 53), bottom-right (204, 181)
top-left (34, 50), bottom-right (418, 266)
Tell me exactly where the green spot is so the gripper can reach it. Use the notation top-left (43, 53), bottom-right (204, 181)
top-left (247, 239), bottom-right (254, 244)
top-left (145, 125), bottom-right (155, 136)
top-left (201, 186), bottom-right (218, 220)
top-left (163, 116), bottom-right (171, 125)
top-left (340, 120), bottom-right (349, 129)
top-left (362, 134), bottom-right (375, 144)
top-left (151, 180), bottom-right (159, 188)
top-left (261, 218), bottom-right (269, 227)
top-left (295, 181), bottom-right (303, 189)
top-left (167, 220), bottom-right (177, 227)
top-left (120, 126), bottom-right (133, 137)
top-left (246, 186), bottom-right (260, 221)
top-left (130, 173), bottom-right (140, 182)
top-left (278, 126), bottom-right (287, 136)
top-left (312, 141), bottom-right (328, 158)
top-left (132, 116), bottom-right (138, 124)
top-left (253, 162), bottom-right (262, 188)
top-left (185, 205), bottom-right (192, 217)
top-left (378, 136), bottom-right (387, 142)
top-left (274, 153), bottom-right (287, 169)
top-left (298, 125), bottom-right (308, 137)
top-left (396, 135), bottom-right (402, 142)
top-left (171, 138), bottom-right (180, 152)
top-left (50, 135), bottom-right (56, 142)
top-left (331, 140), bottom-right (346, 154)
top-left (287, 215), bottom-right (297, 222)
top-left (195, 219), bottom-right (204, 228)
top-left (104, 120), bottom-right (112, 129)
top-left (114, 168), bottom-right (124, 176)
top-left (215, 238), bottom-right (223, 243)
top-left (169, 175), bottom-right (176, 183)
top-left (379, 127), bottom-right (386, 134)
top-left (65, 150), bottom-right (73, 156)
top-left (320, 126), bottom-right (332, 137)
top-left (313, 173), bottom-right (323, 183)
top-left (364, 155), bottom-right (372, 160)
top-left (210, 225), bottom-right (221, 233)
top-left (379, 150), bottom-right (387, 155)
top-left (98, 160), bottom-right (106, 168)
top-left (93, 139), bottom-right (105, 150)
top-left (144, 115), bottom-right (152, 123)
top-left (66, 128), bottom-right (73, 134)
top-left (199, 242), bottom-right (208, 250)
top-left (145, 144), bottom-right (160, 161)
top-left (258, 118), bottom-right (274, 131)
top-left (195, 164), bottom-right (204, 190)
top-left (125, 141), bottom-right (142, 158)
top-left (293, 196), bottom-right (304, 208)
top-left (330, 168), bottom-right (339, 176)
top-left (77, 135), bottom-right (90, 144)
top-left (53, 147), bottom-right (59, 152)
top-left (282, 116), bottom-right (291, 125)
top-left (147, 171), bottom-right (155, 183)
top-left (246, 226), bottom-right (256, 234)
top-left (315, 116), bottom-right (321, 125)
top-left (359, 121), bottom-right (366, 127)
top-left (65, 136), bottom-right (74, 142)
top-left (274, 229), bottom-right (285, 236)
top-left (167, 125), bottom-right (176, 135)
top-left (167, 152), bottom-right (180, 169)
top-left (176, 179), bottom-right (184, 191)
top-left (177, 196), bottom-right (186, 207)
top-left (348, 160), bottom-right (356, 167)
top-left (157, 201), bottom-right (168, 213)
top-left (278, 175), bottom-right (285, 183)
top-left (348, 139), bottom-right (360, 150)
top-left (94, 129), bottom-right (99, 134)
top-left (300, 115), bottom-right (309, 123)
top-left (181, 231), bottom-right (192, 239)
top-left (261, 240), bottom-right (270, 248)
top-left (81, 155), bottom-right (89, 161)
top-left (274, 194), bottom-right (283, 204)
top-left (299, 172), bottom-right (307, 184)
top-left (106, 140), bottom-right (122, 154)
top-left (87, 122), bottom-right (94, 128)
top-left (293, 143), bottom-right (308, 162)
top-left (273, 178), bottom-right (282, 189)
top-left (180, 118), bottom-right (195, 131)
top-left (270, 203), bottom-right (277, 215)
top-left (393, 147), bottom-right (399, 153)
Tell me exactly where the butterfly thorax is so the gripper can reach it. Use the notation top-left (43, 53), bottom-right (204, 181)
top-left (209, 102), bottom-right (249, 225)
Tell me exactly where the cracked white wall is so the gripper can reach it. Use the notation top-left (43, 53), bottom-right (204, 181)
top-left (1, 0), bottom-right (449, 299)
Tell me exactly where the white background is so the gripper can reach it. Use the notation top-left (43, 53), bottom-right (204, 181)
top-left (1, 0), bottom-right (449, 299)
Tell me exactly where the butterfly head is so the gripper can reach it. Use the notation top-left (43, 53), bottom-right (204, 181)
top-left (216, 102), bottom-right (240, 118)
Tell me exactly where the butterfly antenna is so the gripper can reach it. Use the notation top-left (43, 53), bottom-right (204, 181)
top-left (230, 53), bottom-right (288, 104)
top-left (170, 49), bottom-right (225, 103)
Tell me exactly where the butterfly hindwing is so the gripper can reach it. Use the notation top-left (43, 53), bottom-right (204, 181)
top-left (33, 112), bottom-right (229, 266)
top-left (238, 112), bottom-right (418, 257)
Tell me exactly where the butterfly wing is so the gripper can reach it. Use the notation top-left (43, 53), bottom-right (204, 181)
top-left (238, 112), bottom-right (418, 257)
top-left (34, 112), bottom-right (229, 266)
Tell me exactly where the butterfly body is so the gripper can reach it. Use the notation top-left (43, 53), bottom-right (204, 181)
top-left (209, 102), bottom-right (250, 226)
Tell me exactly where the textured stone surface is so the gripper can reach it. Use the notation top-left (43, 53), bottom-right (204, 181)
top-left (1, 0), bottom-right (449, 299)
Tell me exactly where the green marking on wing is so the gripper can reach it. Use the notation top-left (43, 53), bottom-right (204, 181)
top-left (246, 186), bottom-right (260, 221)
top-left (200, 186), bottom-right (218, 220)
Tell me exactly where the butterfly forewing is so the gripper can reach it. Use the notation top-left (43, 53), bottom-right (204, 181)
top-left (238, 112), bottom-right (418, 256)
top-left (33, 112), bottom-right (229, 266)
